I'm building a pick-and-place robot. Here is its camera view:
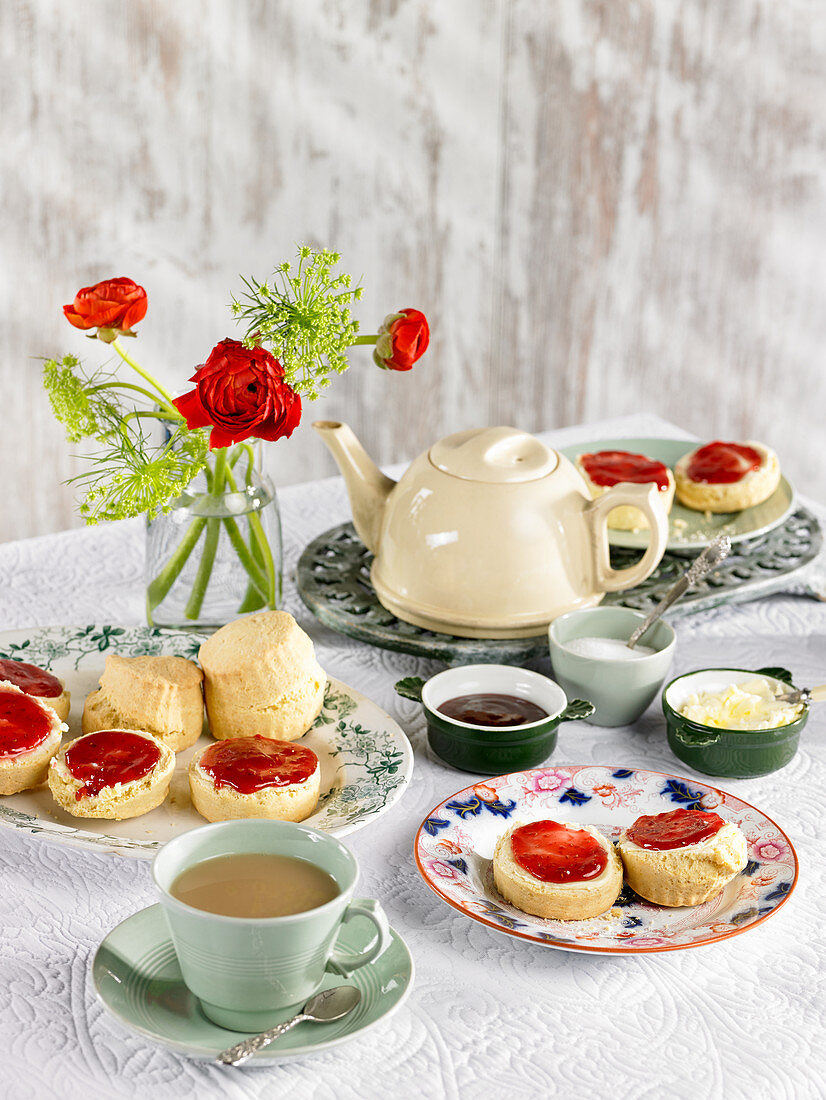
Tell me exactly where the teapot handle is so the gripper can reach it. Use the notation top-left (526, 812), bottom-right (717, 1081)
top-left (585, 483), bottom-right (669, 592)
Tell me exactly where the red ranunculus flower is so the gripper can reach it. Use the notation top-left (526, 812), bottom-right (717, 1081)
top-left (373, 308), bottom-right (429, 371)
top-left (63, 277), bottom-right (148, 335)
top-left (173, 338), bottom-right (302, 450)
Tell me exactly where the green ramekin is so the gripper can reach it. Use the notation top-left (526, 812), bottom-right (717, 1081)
top-left (395, 664), bottom-right (593, 775)
top-left (662, 666), bottom-right (808, 778)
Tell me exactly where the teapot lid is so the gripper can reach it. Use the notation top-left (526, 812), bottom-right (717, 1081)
top-left (428, 427), bottom-right (558, 483)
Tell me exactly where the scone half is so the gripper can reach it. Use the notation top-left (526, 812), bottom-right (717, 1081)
top-left (0, 681), bottom-right (66, 795)
top-left (493, 821), bottom-right (623, 921)
top-left (618, 822), bottom-right (748, 907)
top-left (189, 737), bottom-right (321, 823)
top-left (0, 658), bottom-right (71, 723)
top-left (674, 441), bottom-right (780, 513)
top-left (577, 450), bottom-right (675, 532)
top-left (48, 728), bottom-right (175, 820)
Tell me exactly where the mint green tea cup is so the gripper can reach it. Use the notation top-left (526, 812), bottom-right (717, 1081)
top-left (152, 820), bottom-right (390, 1031)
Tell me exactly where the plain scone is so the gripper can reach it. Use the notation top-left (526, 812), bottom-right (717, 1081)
top-left (82, 654), bottom-right (204, 752)
top-left (198, 611), bottom-right (327, 742)
top-left (0, 681), bottom-right (66, 795)
top-left (48, 729), bottom-right (175, 820)
top-left (674, 441), bottom-right (780, 513)
top-left (493, 821), bottom-right (623, 920)
top-left (617, 822), bottom-right (748, 906)
top-left (188, 742), bottom-right (321, 823)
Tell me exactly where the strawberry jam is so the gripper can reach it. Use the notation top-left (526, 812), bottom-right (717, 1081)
top-left (0, 690), bottom-right (53, 757)
top-left (580, 451), bottom-right (670, 491)
top-left (510, 820), bottom-right (608, 883)
top-left (0, 659), bottom-right (63, 698)
top-left (199, 736), bottom-right (318, 794)
top-left (686, 442), bottom-right (762, 485)
top-left (64, 730), bottom-right (161, 800)
top-left (627, 808), bottom-right (725, 851)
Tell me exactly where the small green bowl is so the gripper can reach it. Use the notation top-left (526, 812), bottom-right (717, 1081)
top-left (662, 666), bottom-right (808, 778)
top-left (395, 664), bottom-right (593, 775)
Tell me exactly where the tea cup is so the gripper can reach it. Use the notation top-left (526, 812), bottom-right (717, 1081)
top-left (152, 819), bottom-right (390, 1031)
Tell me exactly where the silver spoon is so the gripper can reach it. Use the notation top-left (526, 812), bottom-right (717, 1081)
top-left (775, 683), bottom-right (826, 705)
top-left (215, 985), bottom-right (361, 1067)
top-left (627, 535), bottom-right (732, 649)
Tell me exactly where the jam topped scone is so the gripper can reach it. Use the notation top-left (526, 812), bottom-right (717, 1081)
top-left (189, 736), bottom-right (321, 823)
top-left (0, 659), bottom-right (71, 723)
top-left (82, 654), bottom-right (204, 752)
top-left (493, 819), bottom-right (623, 920)
top-left (674, 441), bottom-right (780, 513)
top-left (617, 808), bottom-right (747, 907)
top-left (577, 450), bottom-right (675, 531)
top-left (47, 728), bottom-right (175, 819)
top-left (0, 682), bottom-right (66, 795)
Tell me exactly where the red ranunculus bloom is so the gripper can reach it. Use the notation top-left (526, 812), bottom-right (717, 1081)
top-left (173, 338), bottom-right (302, 450)
top-left (63, 277), bottom-right (148, 334)
top-left (373, 308), bottom-right (429, 371)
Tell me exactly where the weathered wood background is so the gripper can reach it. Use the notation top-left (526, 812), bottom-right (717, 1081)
top-left (2, 0), bottom-right (824, 541)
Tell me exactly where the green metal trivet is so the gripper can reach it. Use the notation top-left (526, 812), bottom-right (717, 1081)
top-left (297, 509), bottom-right (824, 665)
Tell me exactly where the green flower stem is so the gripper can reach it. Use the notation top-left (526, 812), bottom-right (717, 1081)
top-left (184, 518), bottom-right (221, 620)
top-left (146, 516), bottom-right (207, 614)
top-left (351, 334), bottom-right (379, 345)
top-left (111, 338), bottom-right (177, 413)
top-left (221, 516), bottom-right (269, 598)
top-left (224, 461), bottom-right (277, 607)
top-left (237, 582), bottom-right (268, 614)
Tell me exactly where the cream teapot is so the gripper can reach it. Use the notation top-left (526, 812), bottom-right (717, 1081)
top-left (314, 422), bottom-right (669, 639)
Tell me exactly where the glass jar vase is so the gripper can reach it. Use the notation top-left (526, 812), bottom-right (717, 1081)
top-left (145, 466), bottom-right (282, 630)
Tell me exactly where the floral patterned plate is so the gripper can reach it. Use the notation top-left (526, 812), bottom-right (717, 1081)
top-left (415, 765), bottom-right (797, 954)
top-left (0, 625), bottom-right (413, 859)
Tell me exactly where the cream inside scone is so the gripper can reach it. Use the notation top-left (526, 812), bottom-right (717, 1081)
top-left (82, 654), bottom-right (204, 752)
top-left (493, 821), bottom-right (623, 921)
top-left (199, 611), bottom-right (327, 741)
top-left (47, 729), bottom-right (175, 820)
top-left (617, 822), bottom-right (748, 907)
top-left (0, 681), bottom-right (67, 795)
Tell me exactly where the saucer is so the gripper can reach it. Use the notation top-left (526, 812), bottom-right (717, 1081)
top-left (92, 904), bottom-right (414, 1064)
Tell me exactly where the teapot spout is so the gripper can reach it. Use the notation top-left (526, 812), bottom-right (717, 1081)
top-left (313, 421), bottom-right (395, 553)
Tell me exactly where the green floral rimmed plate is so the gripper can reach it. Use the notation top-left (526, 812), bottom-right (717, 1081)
top-left (92, 904), bottom-right (414, 1063)
top-left (560, 437), bottom-right (796, 552)
top-left (0, 625), bottom-right (413, 858)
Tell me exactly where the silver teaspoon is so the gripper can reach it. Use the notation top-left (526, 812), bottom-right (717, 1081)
top-left (215, 985), bottom-right (362, 1067)
top-left (627, 534), bottom-right (731, 649)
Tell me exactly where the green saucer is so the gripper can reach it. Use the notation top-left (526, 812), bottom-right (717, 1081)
top-left (92, 904), bottom-right (414, 1064)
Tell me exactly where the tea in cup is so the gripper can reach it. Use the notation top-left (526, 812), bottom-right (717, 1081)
top-left (152, 819), bottom-right (390, 1031)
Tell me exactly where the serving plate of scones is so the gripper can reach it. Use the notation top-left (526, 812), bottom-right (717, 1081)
top-left (0, 619), bottom-right (413, 858)
top-left (561, 437), bottom-right (796, 552)
top-left (415, 765), bottom-right (797, 954)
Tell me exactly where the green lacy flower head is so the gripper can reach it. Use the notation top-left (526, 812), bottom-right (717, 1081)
top-left (231, 245), bottom-right (363, 399)
top-left (43, 356), bottom-right (115, 442)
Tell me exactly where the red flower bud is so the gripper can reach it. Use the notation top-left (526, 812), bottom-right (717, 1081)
top-left (63, 277), bottom-right (148, 336)
top-left (373, 308), bottom-right (429, 371)
top-left (173, 338), bottom-right (301, 450)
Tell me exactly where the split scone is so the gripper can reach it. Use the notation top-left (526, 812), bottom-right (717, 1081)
top-left (674, 441), bottom-right (780, 513)
top-left (617, 808), bottom-right (748, 907)
top-left (0, 681), bottom-right (66, 795)
top-left (189, 735), bottom-right (320, 822)
top-left (199, 611), bottom-right (326, 742)
top-left (47, 728), bottom-right (175, 819)
top-left (0, 658), bottom-right (71, 723)
top-left (82, 654), bottom-right (204, 752)
top-left (493, 819), bottom-right (623, 920)
top-left (577, 450), bottom-right (675, 531)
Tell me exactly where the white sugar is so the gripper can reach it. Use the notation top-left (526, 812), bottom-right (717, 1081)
top-left (563, 636), bottom-right (656, 661)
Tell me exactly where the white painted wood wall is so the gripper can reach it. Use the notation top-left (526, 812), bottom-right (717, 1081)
top-left (2, 0), bottom-right (824, 542)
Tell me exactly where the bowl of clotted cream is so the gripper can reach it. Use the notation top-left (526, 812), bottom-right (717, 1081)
top-left (662, 667), bottom-right (808, 778)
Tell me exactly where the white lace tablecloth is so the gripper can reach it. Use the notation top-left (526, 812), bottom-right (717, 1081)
top-left (2, 415), bottom-right (825, 1100)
